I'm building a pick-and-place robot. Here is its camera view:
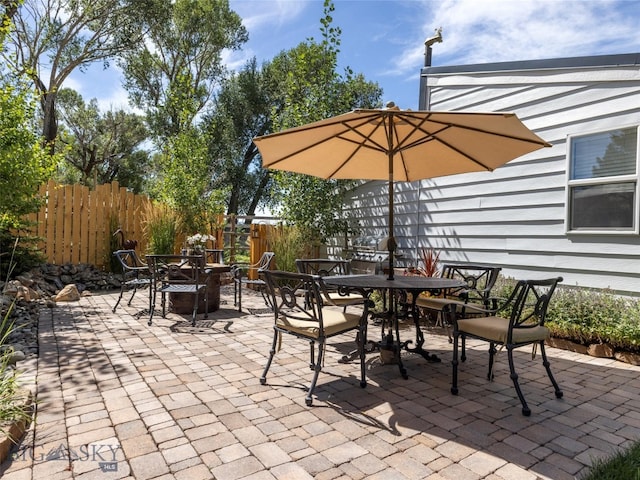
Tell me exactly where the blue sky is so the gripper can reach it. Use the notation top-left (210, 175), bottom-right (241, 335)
top-left (69, 0), bottom-right (640, 113)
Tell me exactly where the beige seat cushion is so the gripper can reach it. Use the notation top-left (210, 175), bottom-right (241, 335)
top-left (325, 292), bottom-right (365, 306)
top-left (417, 296), bottom-right (458, 311)
top-left (457, 316), bottom-right (550, 344)
top-left (417, 296), bottom-right (486, 313)
top-left (277, 309), bottom-right (362, 338)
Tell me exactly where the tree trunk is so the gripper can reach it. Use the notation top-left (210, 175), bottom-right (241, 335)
top-left (41, 91), bottom-right (58, 154)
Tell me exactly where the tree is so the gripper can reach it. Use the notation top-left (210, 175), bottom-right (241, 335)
top-left (0, 1), bottom-right (19, 45)
top-left (4, 0), bottom-right (146, 152)
top-left (55, 88), bottom-right (150, 192)
top-left (203, 57), bottom-right (277, 216)
top-left (152, 125), bottom-right (226, 235)
top-left (0, 74), bottom-right (59, 275)
top-left (119, 0), bottom-right (247, 141)
top-left (270, 0), bottom-right (382, 243)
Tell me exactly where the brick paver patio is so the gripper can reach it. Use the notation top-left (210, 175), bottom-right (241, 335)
top-left (2, 285), bottom-right (640, 479)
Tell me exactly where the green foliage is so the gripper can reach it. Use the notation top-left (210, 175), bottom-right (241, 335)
top-left (268, 0), bottom-right (382, 245)
top-left (203, 57), bottom-right (276, 216)
top-left (120, 0), bottom-right (247, 139)
top-left (55, 88), bottom-right (150, 192)
top-left (6, 0), bottom-right (147, 149)
top-left (0, 245), bottom-right (33, 437)
top-left (152, 125), bottom-right (226, 236)
top-left (0, 80), bottom-right (57, 230)
top-left (274, 172), bottom-right (360, 244)
top-left (545, 286), bottom-right (640, 352)
top-left (580, 438), bottom-right (640, 479)
top-left (0, 74), bottom-right (58, 277)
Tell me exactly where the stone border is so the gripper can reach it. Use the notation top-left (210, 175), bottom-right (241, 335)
top-left (546, 337), bottom-right (640, 365)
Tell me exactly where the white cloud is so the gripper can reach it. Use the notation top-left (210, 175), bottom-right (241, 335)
top-left (230, 0), bottom-right (308, 31)
top-left (391, 0), bottom-right (640, 74)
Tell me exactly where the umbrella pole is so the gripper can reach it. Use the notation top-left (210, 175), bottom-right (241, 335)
top-left (388, 148), bottom-right (395, 281)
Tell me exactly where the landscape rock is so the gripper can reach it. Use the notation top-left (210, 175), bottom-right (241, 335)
top-left (53, 284), bottom-right (81, 302)
top-left (587, 343), bottom-right (615, 358)
top-left (614, 351), bottom-right (640, 365)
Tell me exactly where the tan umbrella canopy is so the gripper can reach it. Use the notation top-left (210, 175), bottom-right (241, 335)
top-left (253, 105), bottom-right (551, 279)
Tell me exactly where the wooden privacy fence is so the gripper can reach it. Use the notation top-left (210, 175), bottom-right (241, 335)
top-left (26, 180), bottom-right (153, 270)
top-left (24, 181), bottom-right (279, 271)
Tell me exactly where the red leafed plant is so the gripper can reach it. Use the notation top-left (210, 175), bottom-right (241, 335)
top-left (413, 247), bottom-right (440, 277)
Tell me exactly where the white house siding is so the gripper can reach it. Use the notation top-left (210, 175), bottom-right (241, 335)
top-left (339, 55), bottom-right (640, 295)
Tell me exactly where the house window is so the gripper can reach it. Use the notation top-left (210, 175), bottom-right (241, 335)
top-left (567, 126), bottom-right (639, 233)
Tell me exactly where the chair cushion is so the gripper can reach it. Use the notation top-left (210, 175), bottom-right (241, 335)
top-left (325, 292), bottom-right (365, 306)
top-left (276, 309), bottom-right (362, 338)
top-left (417, 296), bottom-right (467, 312)
top-left (457, 316), bottom-right (550, 344)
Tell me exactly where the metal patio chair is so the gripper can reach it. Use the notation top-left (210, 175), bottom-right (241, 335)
top-left (451, 277), bottom-right (564, 416)
top-left (295, 258), bottom-right (365, 311)
top-left (416, 264), bottom-right (502, 342)
top-left (260, 270), bottom-right (369, 406)
top-left (112, 249), bottom-right (153, 313)
top-left (146, 254), bottom-right (212, 327)
top-left (231, 251), bottom-right (275, 312)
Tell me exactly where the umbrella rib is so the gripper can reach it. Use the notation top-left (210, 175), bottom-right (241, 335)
top-left (325, 118), bottom-right (391, 177)
top-left (418, 116), bottom-right (551, 147)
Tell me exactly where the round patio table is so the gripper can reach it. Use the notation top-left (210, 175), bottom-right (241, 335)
top-left (324, 274), bottom-right (465, 378)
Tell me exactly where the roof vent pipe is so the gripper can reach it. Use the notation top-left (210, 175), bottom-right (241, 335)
top-left (424, 27), bottom-right (443, 67)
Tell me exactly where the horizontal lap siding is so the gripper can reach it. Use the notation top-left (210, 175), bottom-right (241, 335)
top-left (343, 62), bottom-right (640, 294)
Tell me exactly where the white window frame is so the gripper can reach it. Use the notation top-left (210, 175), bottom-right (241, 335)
top-left (565, 125), bottom-right (640, 235)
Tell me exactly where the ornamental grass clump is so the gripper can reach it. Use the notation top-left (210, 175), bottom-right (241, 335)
top-left (0, 301), bottom-right (32, 441)
top-left (142, 202), bottom-right (180, 254)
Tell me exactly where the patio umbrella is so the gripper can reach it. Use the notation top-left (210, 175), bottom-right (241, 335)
top-left (253, 104), bottom-right (551, 279)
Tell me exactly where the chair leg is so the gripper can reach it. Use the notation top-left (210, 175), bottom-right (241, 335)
top-left (507, 346), bottom-right (531, 416)
top-left (127, 286), bottom-right (137, 306)
top-left (440, 311), bottom-right (453, 343)
top-left (161, 291), bottom-right (167, 318)
top-left (306, 339), bottom-right (324, 406)
top-left (309, 340), bottom-right (315, 370)
top-left (234, 280), bottom-right (238, 306)
top-left (148, 289), bottom-right (157, 326)
top-left (260, 330), bottom-right (278, 385)
top-left (113, 286), bottom-right (125, 313)
top-left (451, 330), bottom-right (459, 395)
top-left (487, 342), bottom-right (497, 380)
top-left (203, 286), bottom-right (209, 320)
top-left (191, 292), bottom-right (199, 327)
top-left (238, 281), bottom-right (243, 312)
top-left (461, 335), bottom-right (467, 362)
top-left (357, 326), bottom-right (367, 388)
top-left (540, 342), bottom-right (563, 399)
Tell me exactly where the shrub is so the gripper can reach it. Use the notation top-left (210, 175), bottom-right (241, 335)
top-left (580, 438), bottom-right (640, 479)
top-left (546, 287), bottom-right (640, 352)
top-left (489, 276), bottom-right (640, 353)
